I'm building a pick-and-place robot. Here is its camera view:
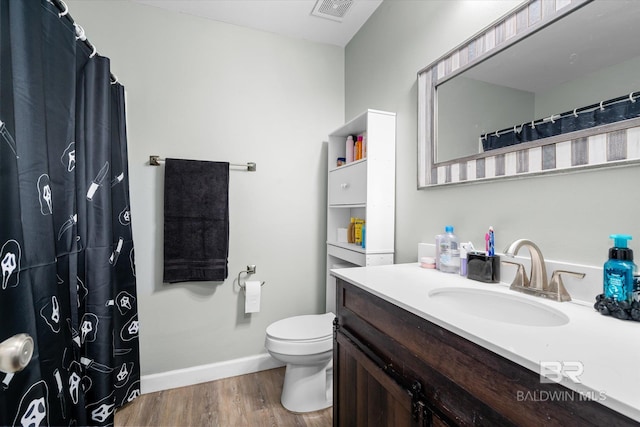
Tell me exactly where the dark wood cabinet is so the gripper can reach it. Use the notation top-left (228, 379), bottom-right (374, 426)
top-left (333, 278), bottom-right (638, 426)
top-left (335, 333), bottom-right (415, 426)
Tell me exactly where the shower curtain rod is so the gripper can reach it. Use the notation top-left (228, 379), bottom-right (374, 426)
top-left (49, 0), bottom-right (119, 83)
top-left (149, 155), bottom-right (257, 171)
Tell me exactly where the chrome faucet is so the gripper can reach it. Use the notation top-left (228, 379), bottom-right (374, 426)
top-left (503, 239), bottom-right (584, 302)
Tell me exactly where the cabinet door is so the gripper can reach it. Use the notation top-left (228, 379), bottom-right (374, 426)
top-left (335, 333), bottom-right (424, 427)
top-left (329, 162), bottom-right (367, 205)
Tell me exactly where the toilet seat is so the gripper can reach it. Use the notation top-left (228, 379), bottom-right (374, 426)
top-left (265, 313), bottom-right (335, 356)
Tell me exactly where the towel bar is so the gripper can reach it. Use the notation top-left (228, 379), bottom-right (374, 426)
top-left (238, 265), bottom-right (265, 292)
top-left (149, 155), bottom-right (256, 171)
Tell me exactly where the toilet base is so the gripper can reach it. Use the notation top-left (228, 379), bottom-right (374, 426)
top-left (281, 360), bottom-right (333, 413)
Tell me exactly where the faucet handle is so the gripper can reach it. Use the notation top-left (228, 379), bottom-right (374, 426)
top-left (549, 270), bottom-right (585, 302)
top-left (502, 260), bottom-right (529, 290)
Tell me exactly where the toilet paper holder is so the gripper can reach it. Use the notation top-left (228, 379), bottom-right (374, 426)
top-left (237, 265), bottom-right (265, 293)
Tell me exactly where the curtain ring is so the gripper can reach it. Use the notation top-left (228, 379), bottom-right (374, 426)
top-left (530, 121), bottom-right (535, 129)
top-left (482, 133), bottom-right (487, 141)
top-left (630, 92), bottom-right (636, 103)
top-left (110, 74), bottom-right (119, 85)
top-left (549, 115), bottom-right (555, 123)
top-left (89, 44), bottom-right (97, 58)
top-left (513, 125), bottom-right (517, 134)
top-left (573, 108), bottom-right (578, 118)
top-left (58, 0), bottom-right (69, 18)
top-left (599, 101), bottom-right (604, 111)
top-left (494, 130), bottom-right (500, 138)
top-left (74, 24), bottom-right (86, 41)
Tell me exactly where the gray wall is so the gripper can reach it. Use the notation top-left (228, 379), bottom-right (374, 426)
top-left (438, 77), bottom-right (534, 161)
top-left (438, 54), bottom-right (640, 160)
top-left (346, 0), bottom-right (640, 267)
top-left (67, 1), bottom-right (344, 376)
top-left (535, 55), bottom-right (640, 117)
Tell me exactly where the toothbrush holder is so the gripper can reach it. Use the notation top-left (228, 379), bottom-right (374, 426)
top-left (467, 252), bottom-right (501, 283)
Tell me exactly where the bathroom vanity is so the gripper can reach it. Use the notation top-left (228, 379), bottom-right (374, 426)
top-left (332, 264), bottom-right (639, 426)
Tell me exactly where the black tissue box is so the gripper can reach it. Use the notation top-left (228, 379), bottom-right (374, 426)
top-left (467, 252), bottom-right (500, 283)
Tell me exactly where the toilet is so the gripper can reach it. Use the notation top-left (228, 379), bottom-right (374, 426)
top-left (265, 312), bottom-right (335, 413)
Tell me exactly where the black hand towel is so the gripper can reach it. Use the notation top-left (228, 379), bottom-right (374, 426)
top-left (163, 158), bottom-right (229, 283)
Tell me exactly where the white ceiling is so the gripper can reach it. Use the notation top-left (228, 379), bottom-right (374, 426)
top-left (131, 0), bottom-right (383, 47)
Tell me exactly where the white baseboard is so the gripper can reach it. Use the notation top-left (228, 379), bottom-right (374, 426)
top-left (141, 353), bottom-right (284, 394)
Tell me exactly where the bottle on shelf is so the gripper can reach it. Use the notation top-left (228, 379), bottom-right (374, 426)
top-left (355, 135), bottom-right (363, 160)
top-left (361, 224), bottom-right (366, 249)
top-left (354, 219), bottom-right (365, 246)
top-left (345, 135), bottom-right (354, 163)
top-left (362, 133), bottom-right (367, 158)
top-left (347, 217), bottom-right (355, 244)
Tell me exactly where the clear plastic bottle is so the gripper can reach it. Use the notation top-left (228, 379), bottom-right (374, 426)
top-left (439, 225), bottom-right (460, 274)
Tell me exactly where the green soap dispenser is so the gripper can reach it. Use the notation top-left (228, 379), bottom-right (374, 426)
top-left (603, 234), bottom-right (637, 302)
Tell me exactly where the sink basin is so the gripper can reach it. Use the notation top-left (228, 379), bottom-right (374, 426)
top-left (428, 287), bottom-right (570, 327)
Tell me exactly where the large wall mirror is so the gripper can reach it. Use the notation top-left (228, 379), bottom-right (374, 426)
top-left (418, 0), bottom-right (640, 187)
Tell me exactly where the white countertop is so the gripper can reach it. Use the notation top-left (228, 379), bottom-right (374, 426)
top-left (331, 262), bottom-right (640, 422)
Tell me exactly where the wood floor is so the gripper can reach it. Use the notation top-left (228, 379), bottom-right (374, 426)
top-left (115, 367), bottom-right (333, 427)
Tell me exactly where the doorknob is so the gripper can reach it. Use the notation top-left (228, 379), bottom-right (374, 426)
top-left (0, 334), bottom-right (34, 373)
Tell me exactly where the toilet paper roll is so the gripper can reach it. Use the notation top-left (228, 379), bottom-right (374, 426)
top-left (244, 281), bottom-right (261, 314)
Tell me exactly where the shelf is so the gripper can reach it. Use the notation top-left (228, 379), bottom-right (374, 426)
top-left (327, 242), bottom-right (394, 255)
top-left (327, 241), bottom-right (365, 254)
top-left (326, 109), bottom-right (396, 311)
top-left (329, 158), bottom-right (367, 173)
top-left (328, 109), bottom-right (395, 138)
top-left (329, 203), bottom-right (366, 209)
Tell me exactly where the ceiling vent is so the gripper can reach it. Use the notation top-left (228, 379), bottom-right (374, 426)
top-left (311, 0), bottom-right (354, 22)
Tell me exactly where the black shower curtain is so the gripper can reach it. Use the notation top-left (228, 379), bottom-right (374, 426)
top-left (0, 1), bottom-right (139, 426)
top-left (482, 93), bottom-right (640, 152)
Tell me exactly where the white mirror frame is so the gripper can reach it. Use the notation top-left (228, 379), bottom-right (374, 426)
top-left (417, 0), bottom-right (640, 188)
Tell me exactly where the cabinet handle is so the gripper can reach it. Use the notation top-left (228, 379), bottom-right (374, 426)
top-left (340, 183), bottom-right (350, 190)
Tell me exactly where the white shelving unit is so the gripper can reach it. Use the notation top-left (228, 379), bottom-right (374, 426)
top-left (326, 109), bottom-right (396, 311)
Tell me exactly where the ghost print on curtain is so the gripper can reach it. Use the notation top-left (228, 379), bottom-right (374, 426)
top-left (0, 1), bottom-right (140, 426)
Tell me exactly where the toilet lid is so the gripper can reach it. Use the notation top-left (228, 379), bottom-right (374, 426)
top-left (266, 313), bottom-right (335, 342)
